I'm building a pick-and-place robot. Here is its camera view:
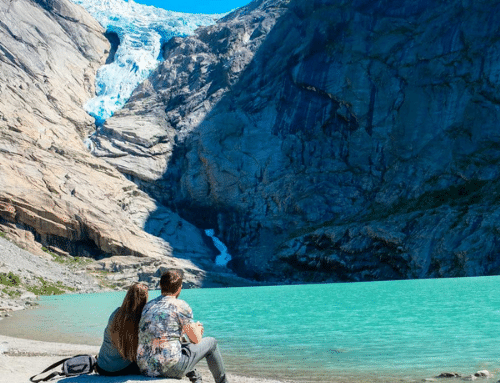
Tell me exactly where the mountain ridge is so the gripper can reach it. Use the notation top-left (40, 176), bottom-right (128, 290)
top-left (93, 0), bottom-right (500, 283)
top-left (0, 0), bottom-right (250, 298)
top-left (1, 0), bottom-right (500, 293)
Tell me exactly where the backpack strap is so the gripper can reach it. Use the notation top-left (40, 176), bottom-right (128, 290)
top-left (29, 357), bottom-right (71, 382)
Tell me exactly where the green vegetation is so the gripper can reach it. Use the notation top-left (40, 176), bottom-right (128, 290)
top-left (0, 272), bottom-right (22, 298)
top-left (0, 231), bottom-right (6, 238)
top-left (41, 246), bottom-right (55, 256)
top-left (56, 280), bottom-right (76, 290)
top-left (25, 277), bottom-right (66, 296)
top-left (0, 271), bottom-right (76, 298)
top-left (2, 287), bottom-right (21, 298)
top-left (43, 247), bottom-right (93, 268)
top-left (0, 271), bottom-right (21, 287)
top-left (0, 271), bottom-right (23, 299)
top-left (97, 280), bottom-right (120, 290)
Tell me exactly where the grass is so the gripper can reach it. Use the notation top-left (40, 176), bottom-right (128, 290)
top-left (25, 277), bottom-right (66, 296)
top-left (42, 247), bottom-right (93, 268)
top-left (0, 272), bottom-right (23, 299)
top-left (2, 287), bottom-right (21, 298)
top-left (0, 272), bottom-right (21, 287)
top-left (0, 271), bottom-right (76, 298)
top-left (0, 272), bottom-right (22, 299)
top-left (0, 241), bottom-right (97, 299)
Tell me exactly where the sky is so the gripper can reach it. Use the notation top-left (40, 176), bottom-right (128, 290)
top-left (130, 0), bottom-right (252, 14)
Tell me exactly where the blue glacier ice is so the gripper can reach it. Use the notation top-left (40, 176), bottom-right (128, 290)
top-left (205, 229), bottom-right (232, 267)
top-left (71, 0), bottom-right (222, 124)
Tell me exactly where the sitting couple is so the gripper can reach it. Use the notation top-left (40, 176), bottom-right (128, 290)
top-left (96, 270), bottom-right (228, 383)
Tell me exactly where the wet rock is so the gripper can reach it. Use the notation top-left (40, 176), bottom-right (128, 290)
top-left (474, 371), bottom-right (491, 378)
top-left (437, 373), bottom-right (461, 378)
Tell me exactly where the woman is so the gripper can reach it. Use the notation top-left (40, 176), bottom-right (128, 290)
top-left (96, 282), bottom-right (149, 376)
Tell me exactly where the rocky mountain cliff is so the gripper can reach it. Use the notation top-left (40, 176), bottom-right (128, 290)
top-left (2, 0), bottom-right (500, 287)
top-left (0, 0), bottom-right (248, 290)
top-left (91, 0), bottom-right (500, 283)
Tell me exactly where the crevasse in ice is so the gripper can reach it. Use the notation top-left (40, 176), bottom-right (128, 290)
top-left (71, 0), bottom-right (221, 124)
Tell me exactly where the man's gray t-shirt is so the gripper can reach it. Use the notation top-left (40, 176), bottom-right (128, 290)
top-left (97, 308), bottom-right (132, 372)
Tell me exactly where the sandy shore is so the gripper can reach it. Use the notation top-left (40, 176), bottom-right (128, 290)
top-left (0, 334), bottom-right (295, 383)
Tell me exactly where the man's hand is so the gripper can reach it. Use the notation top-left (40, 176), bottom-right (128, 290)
top-left (183, 321), bottom-right (204, 344)
top-left (197, 321), bottom-right (204, 336)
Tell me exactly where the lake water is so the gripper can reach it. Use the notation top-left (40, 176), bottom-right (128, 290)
top-left (1, 277), bottom-right (500, 382)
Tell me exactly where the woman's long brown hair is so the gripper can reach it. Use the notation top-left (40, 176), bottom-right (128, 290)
top-left (109, 283), bottom-right (148, 361)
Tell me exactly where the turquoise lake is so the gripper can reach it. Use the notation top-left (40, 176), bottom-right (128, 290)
top-left (1, 277), bottom-right (500, 382)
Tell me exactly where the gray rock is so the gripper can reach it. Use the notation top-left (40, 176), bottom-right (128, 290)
top-left (474, 371), bottom-right (491, 378)
top-left (437, 373), bottom-right (461, 378)
top-left (91, 0), bottom-right (500, 282)
top-left (3, 0), bottom-right (500, 285)
top-left (0, 0), bottom-right (233, 291)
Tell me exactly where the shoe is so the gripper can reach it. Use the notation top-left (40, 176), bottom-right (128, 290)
top-left (186, 369), bottom-right (202, 383)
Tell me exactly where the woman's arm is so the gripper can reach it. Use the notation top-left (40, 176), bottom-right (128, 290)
top-left (182, 321), bottom-right (204, 344)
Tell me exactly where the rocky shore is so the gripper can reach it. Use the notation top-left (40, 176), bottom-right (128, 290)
top-left (0, 235), bottom-right (102, 314)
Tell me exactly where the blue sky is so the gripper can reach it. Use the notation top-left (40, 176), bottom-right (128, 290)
top-left (131, 0), bottom-right (251, 14)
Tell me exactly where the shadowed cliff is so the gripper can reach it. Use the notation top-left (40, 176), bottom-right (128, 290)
top-left (91, 0), bottom-right (500, 284)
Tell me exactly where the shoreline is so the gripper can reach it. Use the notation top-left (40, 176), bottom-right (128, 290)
top-left (0, 334), bottom-right (297, 383)
top-left (0, 328), bottom-right (497, 383)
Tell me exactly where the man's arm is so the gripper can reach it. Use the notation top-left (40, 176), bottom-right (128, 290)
top-left (183, 321), bottom-right (204, 344)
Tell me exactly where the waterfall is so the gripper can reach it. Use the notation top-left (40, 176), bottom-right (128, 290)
top-left (205, 229), bottom-right (232, 267)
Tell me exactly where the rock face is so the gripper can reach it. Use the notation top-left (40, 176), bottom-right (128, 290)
top-left (91, 0), bottom-right (500, 283)
top-left (0, 0), bottom-right (232, 287)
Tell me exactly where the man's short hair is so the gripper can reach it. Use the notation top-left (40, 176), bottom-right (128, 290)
top-left (160, 269), bottom-right (184, 295)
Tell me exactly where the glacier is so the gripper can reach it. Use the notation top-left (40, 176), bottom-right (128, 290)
top-left (71, 0), bottom-right (222, 124)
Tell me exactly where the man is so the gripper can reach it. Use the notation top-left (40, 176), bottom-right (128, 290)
top-left (137, 269), bottom-right (228, 383)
